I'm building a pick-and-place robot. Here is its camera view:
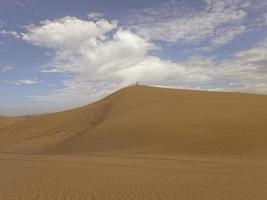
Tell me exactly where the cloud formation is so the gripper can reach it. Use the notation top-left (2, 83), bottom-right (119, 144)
top-left (22, 16), bottom-right (118, 49)
top-left (5, 78), bottom-right (39, 86)
top-left (0, 30), bottom-right (20, 39)
top-left (126, 0), bottom-right (249, 46)
top-left (87, 12), bottom-right (104, 20)
top-left (211, 25), bottom-right (246, 46)
top-left (0, 64), bottom-right (14, 72)
top-left (19, 13), bottom-right (267, 109)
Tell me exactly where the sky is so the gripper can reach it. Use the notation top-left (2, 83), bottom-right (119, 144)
top-left (0, 0), bottom-right (267, 116)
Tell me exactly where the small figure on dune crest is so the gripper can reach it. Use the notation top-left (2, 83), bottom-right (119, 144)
top-left (136, 81), bottom-right (139, 86)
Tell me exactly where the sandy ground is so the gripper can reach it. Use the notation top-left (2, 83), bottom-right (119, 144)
top-left (1, 86), bottom-right (267, 199)
top-left (1, 153), bottom-right (267, 200)
top-left (0, 116), bottom-right (24, 129)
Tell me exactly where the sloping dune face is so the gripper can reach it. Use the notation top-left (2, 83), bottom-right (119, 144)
top-left (0, 100), bottom-right (112, 153)
top-left (1, 85), bottom-right (267, 157)
top-left (1, 86), bottom-right (267, 200)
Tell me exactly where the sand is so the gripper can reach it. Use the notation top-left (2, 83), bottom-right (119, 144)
top-left (1, 85), bottom-right (267, 199)
top-left (1, 153), bottom-right (267, 200)
top-left (0, 116), bottom-right (24, 129)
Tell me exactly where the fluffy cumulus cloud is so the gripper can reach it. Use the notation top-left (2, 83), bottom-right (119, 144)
top-left (20, 16), bottom-right (194, 106)
top-left (127, 0), bottom-right (249, 46)
top-left (21, 16), bottom-right (154, 105)
top-left (19, 8), bottom-right (267, 108)
top-left (22, 16), bottom-right (118, 49)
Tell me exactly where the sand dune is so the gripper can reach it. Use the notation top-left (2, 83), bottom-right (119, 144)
top-left (1, 85), bottom-right (267, 199)
top-left (1, 85), bottom-right (267, 157)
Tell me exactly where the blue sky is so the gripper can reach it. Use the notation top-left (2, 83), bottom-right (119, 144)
top-left (0, 0), bottom-right (267, 116)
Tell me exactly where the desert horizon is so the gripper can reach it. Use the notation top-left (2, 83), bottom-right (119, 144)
top-left (1, 85), bottom-right (267, 199)
top-left (1, 0), bottom-right (267, 199)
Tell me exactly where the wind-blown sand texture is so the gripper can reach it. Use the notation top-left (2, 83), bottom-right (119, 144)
top-left (1, 86), bottom-right (267, 199)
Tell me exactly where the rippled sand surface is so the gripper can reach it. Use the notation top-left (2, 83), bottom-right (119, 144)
top-left (1, 153), bottom-right (267, 200)
top-left (1, 86), bottom-right (267, 199)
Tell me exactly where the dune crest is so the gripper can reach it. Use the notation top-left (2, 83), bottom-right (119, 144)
top-left (1, 86), bottom-right (267, 200)
top-left (1, 85), bottom-right (267, 157)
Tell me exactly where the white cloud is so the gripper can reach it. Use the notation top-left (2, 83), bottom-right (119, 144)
top-left (5, 78), bottom-right (39, 86)
top-left (31, 56), bottom-right (210, 106)
top-left (22, 17), bottom-right (153, 75)
top-left (205, 40), bottom-right (267, 93)
top-left (41, 69), bottom-right (64, 73)
top-left (87, 12), bottom-right (104, 20)
top-left (0, 64), bottom-right (14, 72)
top-left (212, 25), bottom-right (246, 46)
top-left (22, 16), bottom-right (117, 49)
top-left (18, 79), bottom-right (38, 85)
top-left (127, 0), bottom-right (249, 46)
top-left (234, 40), bottom-right (267, 72)
top-left (20, 15), bottom-right (267, 110)
top-left (0, 30), bottom-right (20, 39)
top-left (15, 1), bottom-right (25, 7)
top-left (14, 0), bottom-right (38, 7)
top-left (22, 17), bottom-right (153, 106)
